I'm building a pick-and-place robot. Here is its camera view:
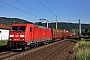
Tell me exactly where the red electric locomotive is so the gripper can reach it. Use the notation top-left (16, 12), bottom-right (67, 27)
top-left (7, 23), bottom-right (52, 50)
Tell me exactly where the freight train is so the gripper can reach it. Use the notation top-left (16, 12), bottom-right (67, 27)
top-left (7, 23), bottom-right (75, 50)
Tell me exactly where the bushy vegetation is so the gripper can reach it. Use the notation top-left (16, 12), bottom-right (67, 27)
top-left (82, 28), bottom-right (90, 36)
top-left (73, 39), bottom-right (90, 60)
top-left (0, 40), bottom-right (8, 46)
top-left (0, 40), bottom-right (8, 52)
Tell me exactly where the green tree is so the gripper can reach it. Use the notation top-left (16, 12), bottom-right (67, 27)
top-left (82, 28), bottom-right (90, 36)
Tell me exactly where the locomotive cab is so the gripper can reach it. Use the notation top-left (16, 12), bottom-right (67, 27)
top-left (7, 23), bottom-right (34, 50)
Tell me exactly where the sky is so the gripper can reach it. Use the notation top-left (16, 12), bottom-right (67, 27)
top-left (0, 0), bottom-right (90, 24)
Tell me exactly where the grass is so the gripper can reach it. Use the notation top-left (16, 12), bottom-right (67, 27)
top-left (73, 38), bottom-right (90, 60)
top-left (0, 40), bottom-right (8, 52)
top-left (0, 40), bottom-right (8, 46)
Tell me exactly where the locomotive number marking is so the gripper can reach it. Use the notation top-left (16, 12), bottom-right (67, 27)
top-left (15, 35), bottom-right (19, 37)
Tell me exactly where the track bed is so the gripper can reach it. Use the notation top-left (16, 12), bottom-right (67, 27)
top-left (0, 39), bottom-right (76, 60)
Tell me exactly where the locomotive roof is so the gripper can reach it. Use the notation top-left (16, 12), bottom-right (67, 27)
top-left (34, 25), bottom-right (50, 29)
top-left (12, 23), bottom-right (50, 29)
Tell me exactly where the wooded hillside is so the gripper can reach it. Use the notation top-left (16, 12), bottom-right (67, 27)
top-left (0, 17), bottom-right (90, 31)
top-left (0, 17), bottom-right (30, 26)
top-left (43, 22), bottom-right (90, 30)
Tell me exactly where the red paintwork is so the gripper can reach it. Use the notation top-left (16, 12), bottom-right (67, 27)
top-left (62, 30), bottom-right (70, 39)
top-left (8, 23), bottom-right (74, 47)
top-left (52, 30), bottom-right (64, 41)
top-left (9, 23), bottom-right (52, 44)
top-left (9, 24), bottom-right (34, 42)
top-left (8, 23), bottom-right (75, 49)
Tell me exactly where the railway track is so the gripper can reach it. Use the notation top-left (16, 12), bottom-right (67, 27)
top-left (0, 52), bottom-right (9, 56)
top-left (17, 39), bottom-right (76, 60)
top-left (17, 40), bottom-right (72, 60)
top-left (42, 41), bottom-right (71, 60)
top-left (0, 51), bottom-right (19, 60)
top-left (17, 40), bottom-right (68, 60)
top-left (0, 39), bottom-right (76, 60)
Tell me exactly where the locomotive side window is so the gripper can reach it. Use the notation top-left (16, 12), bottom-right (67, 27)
top-left (12, 26), bottom-right (26, 31)
top-left (30, 27), bottom-right (32, 32)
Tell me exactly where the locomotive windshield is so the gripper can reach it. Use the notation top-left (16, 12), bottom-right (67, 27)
top-left (12, 26), bottom-right (26, 31)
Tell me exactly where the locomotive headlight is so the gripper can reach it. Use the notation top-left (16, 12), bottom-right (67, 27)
top-left (20, 35), bottom-right (25, 37)
top-left (22, 39), bottom-right (24, 40)
top-left (21, 38), bottom-right (24, 40)
top-left (9, 38), bottom-right (13, 40)
top-left (10, 35), bottom-right (14, 37)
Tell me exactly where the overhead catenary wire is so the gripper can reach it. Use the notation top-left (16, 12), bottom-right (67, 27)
top-left (0, 0), bottom-right (59, 23)
top-left (0, 0), bottom-right (40, 18)
top-left (15, 0), bottom-right (53, 21)
top-left (46, 0), bottom-right (68, 21)
top-left (37, 0), bottom-right (57, 17)
top-left (15, 0), bottom-right (43, 16)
